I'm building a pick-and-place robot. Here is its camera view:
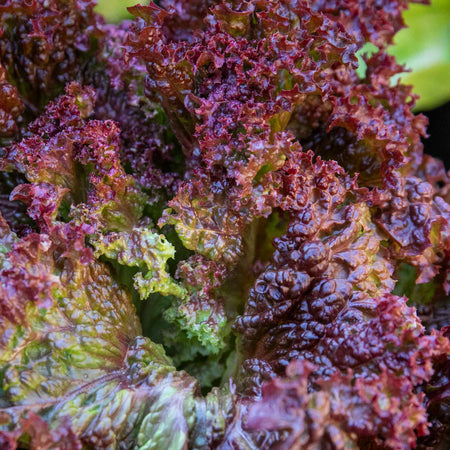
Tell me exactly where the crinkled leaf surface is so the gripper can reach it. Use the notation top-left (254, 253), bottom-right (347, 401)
top-left (93, 227), bottom-right (186, 299)
top-left (0, 226), bottom-right (198, 449)
top-left (0, 1), bottom-right (449, 449)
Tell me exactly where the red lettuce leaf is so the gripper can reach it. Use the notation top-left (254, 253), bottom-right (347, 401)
top-left (309, 0), bottom-right (429, 48)
top-left (0, 0), bottom-right (103, 119)
top-left (0, 1), bottom-right (448, 449)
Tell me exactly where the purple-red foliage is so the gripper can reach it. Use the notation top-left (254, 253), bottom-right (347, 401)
top-left (0, 1), bottom-right (448, 449)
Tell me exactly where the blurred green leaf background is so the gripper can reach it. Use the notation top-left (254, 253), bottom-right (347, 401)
top-left (390, 0), bottom-right (450, 110)
top-left (95, 0), bottom-right (138, 23)
top-left (96, 0), bottom-right (450, 110)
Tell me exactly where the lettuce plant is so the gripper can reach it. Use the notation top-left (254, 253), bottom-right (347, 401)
top-left (0, 1), bottom-right (449, 449)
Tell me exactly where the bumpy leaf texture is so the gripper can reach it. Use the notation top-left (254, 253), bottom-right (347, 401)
top-left (0, 0), bottom-right (102, 140)
top-left (130, 0), bottom-right (360, 266)
top-left (0, 0), bottom-right (449, 449)
top-left (0, 214), bottom-right (195, 449)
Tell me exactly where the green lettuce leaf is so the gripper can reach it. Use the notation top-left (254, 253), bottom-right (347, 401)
top-left (0, 239), bottom-right (198, 448)
top-left (93, 227), bottom-right (186, 299)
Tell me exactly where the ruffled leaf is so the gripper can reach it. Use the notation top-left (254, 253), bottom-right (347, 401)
top-left (93, 227), bottom-right (186, 299)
